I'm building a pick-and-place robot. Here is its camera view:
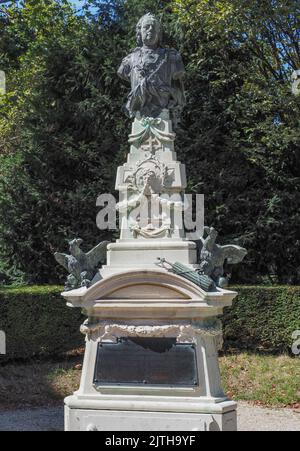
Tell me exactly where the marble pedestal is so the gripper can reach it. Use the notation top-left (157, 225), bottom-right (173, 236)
top-left (101, 240), bottom-right (198, 277)
top-left (61, 110), bottom-right (239, 431)
top-left (99, 111), bottom-right (201, 278)
top-left (63, 270), bottom-right (238, 432)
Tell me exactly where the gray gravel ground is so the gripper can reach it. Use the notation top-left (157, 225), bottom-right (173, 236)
top-left (0, 403), bottom-right (299, 431)
top-left (0, 407), bottom-right (64, 432)
top-left (237, 402), bottom-right (300, 431)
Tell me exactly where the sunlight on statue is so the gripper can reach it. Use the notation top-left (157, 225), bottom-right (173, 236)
top-left (118, 13), bottom-right (186, 125)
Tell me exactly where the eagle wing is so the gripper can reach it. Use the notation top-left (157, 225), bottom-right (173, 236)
top-left (221, 245), bottom-right (247, 264)
top-left (54, 252), bottom-right (70, 272)
top-left (86, 241), bottom-right (110, 269)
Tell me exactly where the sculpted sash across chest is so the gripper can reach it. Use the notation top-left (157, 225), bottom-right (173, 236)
top-left (132, 49), bottom-right (166, 80)
top-left (118, 46), bottom-right (186, 120)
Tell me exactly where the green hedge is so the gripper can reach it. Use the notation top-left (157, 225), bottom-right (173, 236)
top-left (223, 286), bottom-right (300, 353)
top-left (0, 286), bottom-right (84, 361)
top-left (0, 285), bottom-right (299, 361)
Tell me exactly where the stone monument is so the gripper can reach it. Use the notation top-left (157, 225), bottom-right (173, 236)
top-left (60, 13), bottom-right (247, 432)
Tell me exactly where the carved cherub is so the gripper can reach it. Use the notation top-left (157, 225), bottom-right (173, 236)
top-left (197, 227), bottom-right (247, 288)
top-left (54, 239), bottom-right (110, 291)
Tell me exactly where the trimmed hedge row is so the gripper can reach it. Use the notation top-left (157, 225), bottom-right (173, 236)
top-left (0, 285), bottom-right (299, 361)
top-left (223, 286), bottom-right (300, 353)
top-left (0, 286), bottom-right (84, 361)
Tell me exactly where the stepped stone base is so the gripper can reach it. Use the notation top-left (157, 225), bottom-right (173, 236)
top-left (65, 402), bottom-right (237, 432)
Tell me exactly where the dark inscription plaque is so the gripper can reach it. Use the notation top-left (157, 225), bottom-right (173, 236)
top-left (94, 337), bottom-right (198, 387)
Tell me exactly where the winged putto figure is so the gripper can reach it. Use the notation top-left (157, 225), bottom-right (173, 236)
top-left (54, 239), bottom-right (110, 291)
top-left (197, 227), bottom-right (247, 288)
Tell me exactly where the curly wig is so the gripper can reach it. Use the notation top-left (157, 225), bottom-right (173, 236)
top-left (136, 13), bottom-right (163, 47)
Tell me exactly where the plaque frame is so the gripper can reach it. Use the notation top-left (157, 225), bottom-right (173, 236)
top-left (93, 337), bottom-right (199, 389)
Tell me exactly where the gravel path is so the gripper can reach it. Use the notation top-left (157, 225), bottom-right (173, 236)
top-left (0, 407), bottom-right (64, 432)
top-left (237, 402), bottom-right (300, 431)
top-left (0, 403), bottom-right (299, 431)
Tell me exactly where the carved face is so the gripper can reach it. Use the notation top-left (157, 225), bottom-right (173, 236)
top-left (142, 170), bottom-right (156, 185)
top-left (141, 16), bottom-right (160, 47)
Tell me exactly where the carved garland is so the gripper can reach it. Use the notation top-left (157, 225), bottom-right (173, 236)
top-left (80, 320), bottom-right (223, 349)
top-left (128, 117), bottom-right (175, 146)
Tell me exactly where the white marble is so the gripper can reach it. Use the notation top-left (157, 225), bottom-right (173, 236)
top-left (65, 407), bottom-right (237, 432)
top-left (62, 108), bottom-right (239, 431)
top-left (63, 270), bottom-right (238, 431)
top-left (99, 110), bottom-right (201, 277)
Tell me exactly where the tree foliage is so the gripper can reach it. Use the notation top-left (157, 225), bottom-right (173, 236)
top-left (172, 0), bottom-right (300, 283)
top-left (0, 0), bottom-right (299, 284)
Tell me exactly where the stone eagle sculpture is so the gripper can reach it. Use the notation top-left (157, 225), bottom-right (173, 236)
top-left (54, 239), bottom-right (110, 291)
top-left (196, 227), bottom-right (247, 288)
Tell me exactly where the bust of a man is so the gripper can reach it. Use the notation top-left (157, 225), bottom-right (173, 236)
top-left (118, 13), bottom-right (186, 123)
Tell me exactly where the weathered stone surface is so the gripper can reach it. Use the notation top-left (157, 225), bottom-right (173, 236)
top-left (63, 268), bottom-right (238, 431)
top-left (195, 227), bottom-right (247, 288)
top-left (60, 14), bottom-right (248, 433)
top-left (118, 14), bottom-right (186, 125)
top-left (54, 239), bottom-right (109, 291)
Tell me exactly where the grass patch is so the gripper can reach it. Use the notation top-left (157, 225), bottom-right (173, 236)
top-left (220, 353), bottom-right (300, 408)
top-left (0, 352), bottom-right (83, 410)
top-left (0, 352), bottom-right (299, 410)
